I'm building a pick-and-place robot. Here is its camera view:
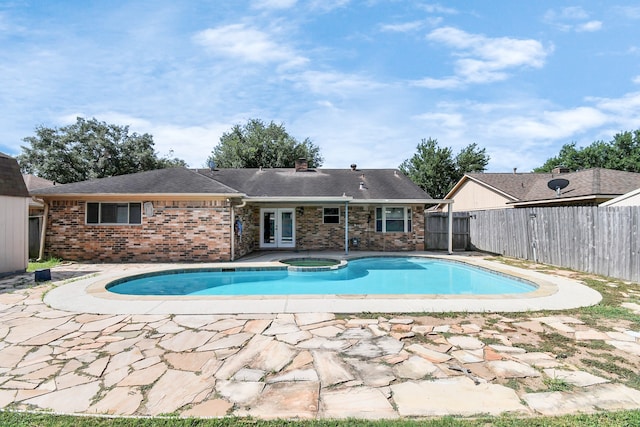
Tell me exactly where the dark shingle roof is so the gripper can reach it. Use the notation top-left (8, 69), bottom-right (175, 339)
top-left (466, 168), bottom-right (640, 204)
top-left (0, 153), bottom-right (29, 197)
top-left (29, 165), bottom-right (431, 201)
top-left (195, 168), bottom-right (431, 200)
top-left (31, 167), bottom-right (241, 196)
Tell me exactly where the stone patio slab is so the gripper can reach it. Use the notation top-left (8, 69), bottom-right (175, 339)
top-left (391, 377), bottom-right (529, 417)
top-left (238, 381), bottom-right (320, 419)
top-left (24, 381), bottom-right (101, 413)
top-left (321, 387), bottom-right (397, 419)
top-left (144, 369), bottom-right (215, 415)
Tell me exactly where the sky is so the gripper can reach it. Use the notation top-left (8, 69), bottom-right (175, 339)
top-left (1, 1), bottom-right (640, 172)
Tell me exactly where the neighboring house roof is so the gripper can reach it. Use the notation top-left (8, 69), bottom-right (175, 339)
top-left (195, 167), bottom-right (431, 201)
top-left (30, 167), bottom-right (242, 197)
top-left (22, 174), bottom-right (54, 191)
top-left (600, 187), bottom-right (640, 207)
top-left (29, 165), bottom-right (432, 203)
top-left (440, 168), bottom-right (640, 209)
top-left (0, 152), bottom-right (29, 197)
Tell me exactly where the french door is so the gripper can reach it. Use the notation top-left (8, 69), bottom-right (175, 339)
top-left (260, 208), bottom-right (295, 248)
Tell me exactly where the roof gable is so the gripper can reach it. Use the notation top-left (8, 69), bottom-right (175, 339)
top-left (461, 168), bottom-right (640, 205)
top-left (0, 153), bottom-right (29, 197)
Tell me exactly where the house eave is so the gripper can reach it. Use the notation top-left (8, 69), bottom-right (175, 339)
top-left (243, 196), bottom-right (445, 205)
top-left (509, 194), bottom-right (611, 207)
top-left (34, 193), bottom-right (246, 201)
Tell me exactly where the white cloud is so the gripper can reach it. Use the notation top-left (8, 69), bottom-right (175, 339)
top-left (577, 20), bottom-right (602, 32)
top-left (419, 4), bottom-right (458, 15)
top-left (412, 77), bottom-right (461, 89)
top-left (251, 0), bottom-right (297, 10)
top-left (193, 24), bottom-right (308, 68)
top-left (379, 21), bottom-right (425, 33)
top-left (614, 6), bottom-right (640, 19)
top-left (412, 112), bottom-right (464, 129)
top-left (422, 27), bottom-right (550, 87)
top-left (544, 7), bottom-right (602, 33)
top-left (286, 70), bottom-right (385, 95)
top-left (633, 76), bottom-right (640, 84)
top-left (308, 0), bottom-right (350, 13)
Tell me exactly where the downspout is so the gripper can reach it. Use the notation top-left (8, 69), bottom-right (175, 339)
top-left (37, 199), bottom-right (49, 261)
top-left (344, 201), bottom-right (349, 255)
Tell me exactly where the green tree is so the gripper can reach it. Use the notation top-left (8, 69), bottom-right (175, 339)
top-left (208, 119), bottom-right (323, 168)
top-left (399, 138), bottom-right (489, 198)
top-left (534, 129), bottom-right (640, 172)
top-left (17, 117), bottom-right (185, 183)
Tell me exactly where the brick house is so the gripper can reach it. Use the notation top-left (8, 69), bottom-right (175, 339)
top-left (31, 160), bottom-right (444, 262)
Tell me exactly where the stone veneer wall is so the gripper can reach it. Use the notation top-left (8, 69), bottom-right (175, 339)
top-left (45, 199), bottom-right (232, 262)
top-left (295, 205), bottom-right (425, 252)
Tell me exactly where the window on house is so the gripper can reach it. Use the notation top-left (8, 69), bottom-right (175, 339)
top-left (86, 202), bottom-right (142, 224)
top-left (375, 207), bottom-right (412, 232)
top-left (323, 207), bottom-right (340, 224)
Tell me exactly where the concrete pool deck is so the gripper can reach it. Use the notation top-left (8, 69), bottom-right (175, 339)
top-left (44, 252), bottom-right (602, 315)
top-left (1, 254), bottom-right (640, 419)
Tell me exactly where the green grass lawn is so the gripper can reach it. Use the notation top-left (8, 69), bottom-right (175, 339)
top-left (27, 258), bottom-right (61, 272)
top-left (2, 411), bottom-right (640, 426)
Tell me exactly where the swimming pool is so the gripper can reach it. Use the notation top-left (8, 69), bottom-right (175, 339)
top-left (106, 257), bottom-right (536, 296)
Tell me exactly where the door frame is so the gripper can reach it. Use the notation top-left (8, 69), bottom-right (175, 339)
top-left (259, 208), bottom-right (296, 249)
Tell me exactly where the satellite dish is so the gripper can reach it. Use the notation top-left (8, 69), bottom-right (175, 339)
top-left (547, 178), bottom-right (569, 197)
top-left (207, 159), bottom-right (216, 171)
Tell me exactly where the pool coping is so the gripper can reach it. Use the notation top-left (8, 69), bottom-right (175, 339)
top-left (43, 253), bottom-right (603, 314)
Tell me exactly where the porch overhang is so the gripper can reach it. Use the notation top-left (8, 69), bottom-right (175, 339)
top-left (237, 197), bottom-right (455, 256)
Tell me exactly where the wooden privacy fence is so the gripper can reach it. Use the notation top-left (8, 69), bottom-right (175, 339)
top-left (468, 206), bottom-right (640, 283)
top-left (424, 212), bottom-right (470, 251)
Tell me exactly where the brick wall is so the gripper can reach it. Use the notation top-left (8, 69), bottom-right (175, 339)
top-left (46, 201), bottom-right (426, 262)
top-left (45, 199), bottom-right (232, 262)
top-left (295, 205), bottom-right (425, 252)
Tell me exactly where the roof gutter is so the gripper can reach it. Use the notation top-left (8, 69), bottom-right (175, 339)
top-left (509, 195), bottom-right (606, 207)
top-left (32, 193), bottom-right (246, 200)
top-left (243, 197), bottom-right (450, 205)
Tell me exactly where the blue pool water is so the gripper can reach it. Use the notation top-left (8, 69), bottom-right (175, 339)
top-left (106, 257), bottom-right (536, 296)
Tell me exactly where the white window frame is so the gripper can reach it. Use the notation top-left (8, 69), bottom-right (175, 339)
top-left (86, 202), bottom-right (142, 225)
top-left (323, 207), bottom-right (340, 224)
top-left (375, 206), bottom-right (412, 233)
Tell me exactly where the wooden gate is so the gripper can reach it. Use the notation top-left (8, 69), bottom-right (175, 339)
top-left (424, 212), bottom-right (470, 251)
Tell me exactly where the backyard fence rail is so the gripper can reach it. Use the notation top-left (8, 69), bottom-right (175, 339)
top-left (468, 206), bottom-right (639, 283)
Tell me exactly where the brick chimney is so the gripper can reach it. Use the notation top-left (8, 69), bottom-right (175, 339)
top-left (551, 165), bottom-right (571, 174)
top-left (295, 158), bottom-right (308, 172)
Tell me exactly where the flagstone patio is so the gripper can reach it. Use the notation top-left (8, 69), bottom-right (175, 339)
top-left (1, 261), bottom-right (640, 419)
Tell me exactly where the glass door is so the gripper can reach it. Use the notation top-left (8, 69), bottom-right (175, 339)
top-left (260, 208), bottom-right (295, 248)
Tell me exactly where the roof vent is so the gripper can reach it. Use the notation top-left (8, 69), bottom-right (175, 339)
top-left (350, 164), bottom-right (357, 171)
top-left (359, 181), bottom-right (365, 190)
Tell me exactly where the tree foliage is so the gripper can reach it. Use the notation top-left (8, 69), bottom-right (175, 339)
top-left (17, 117), bottom-right (185, 184)
top-left (399, 138), bottom-right (489, 199)
top-left (535, 129), bottom-right (640, 172)
top-left (208, 119), bottom-right (323, 168)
